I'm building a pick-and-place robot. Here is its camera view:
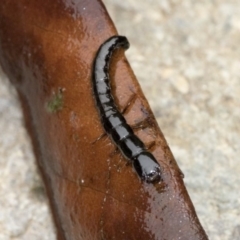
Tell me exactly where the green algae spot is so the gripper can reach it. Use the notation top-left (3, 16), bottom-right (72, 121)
top-left (46, 88), bottom-right (64, 113)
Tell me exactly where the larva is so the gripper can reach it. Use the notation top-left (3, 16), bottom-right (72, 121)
top-left (92, 36), bottom-right (161, 183)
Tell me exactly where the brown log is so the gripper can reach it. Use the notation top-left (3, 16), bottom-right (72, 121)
top-left (0, 0), bottom-right (208, 239)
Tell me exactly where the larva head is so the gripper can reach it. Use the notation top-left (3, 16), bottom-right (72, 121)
top-left (116, 36), bottom-right (130, 50)
top-left (133, 152), bottom-right (161, 183)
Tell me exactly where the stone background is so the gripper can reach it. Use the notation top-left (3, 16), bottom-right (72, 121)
top-left (0, 0), bottom-right (239, 239)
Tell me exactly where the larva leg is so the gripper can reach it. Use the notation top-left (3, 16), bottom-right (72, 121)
top-left (109, 146), bottom-right (119, 157)
top-left (120, 92), bottom-right (155, 131)
top-left (131, 117), bottom-right (152, 130)
top-left (145, 141), bottom-right (156, 151)
top-left (120, 92), bottom-right (138, 115)
top-left (91, 132), bottom-right (107, 144)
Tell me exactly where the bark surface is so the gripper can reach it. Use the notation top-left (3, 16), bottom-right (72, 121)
top-left (0, 1), bottom-right (208, 239)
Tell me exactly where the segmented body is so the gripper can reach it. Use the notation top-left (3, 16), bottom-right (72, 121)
top-left (92, 36), bottom-right (161, 183)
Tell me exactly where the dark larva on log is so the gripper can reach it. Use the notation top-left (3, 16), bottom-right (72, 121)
top-left (92, 36), bottom-right (161, 183)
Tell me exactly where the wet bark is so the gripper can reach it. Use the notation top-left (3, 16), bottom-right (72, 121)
top-left (0, 0), bottom-right (208, 239)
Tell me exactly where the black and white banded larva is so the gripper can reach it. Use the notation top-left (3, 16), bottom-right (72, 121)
top-left (92, 36), bottom-right (161, 183)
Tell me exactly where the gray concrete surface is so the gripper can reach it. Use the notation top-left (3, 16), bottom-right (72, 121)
top-left (0, 0), bottom-right (240, 239)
